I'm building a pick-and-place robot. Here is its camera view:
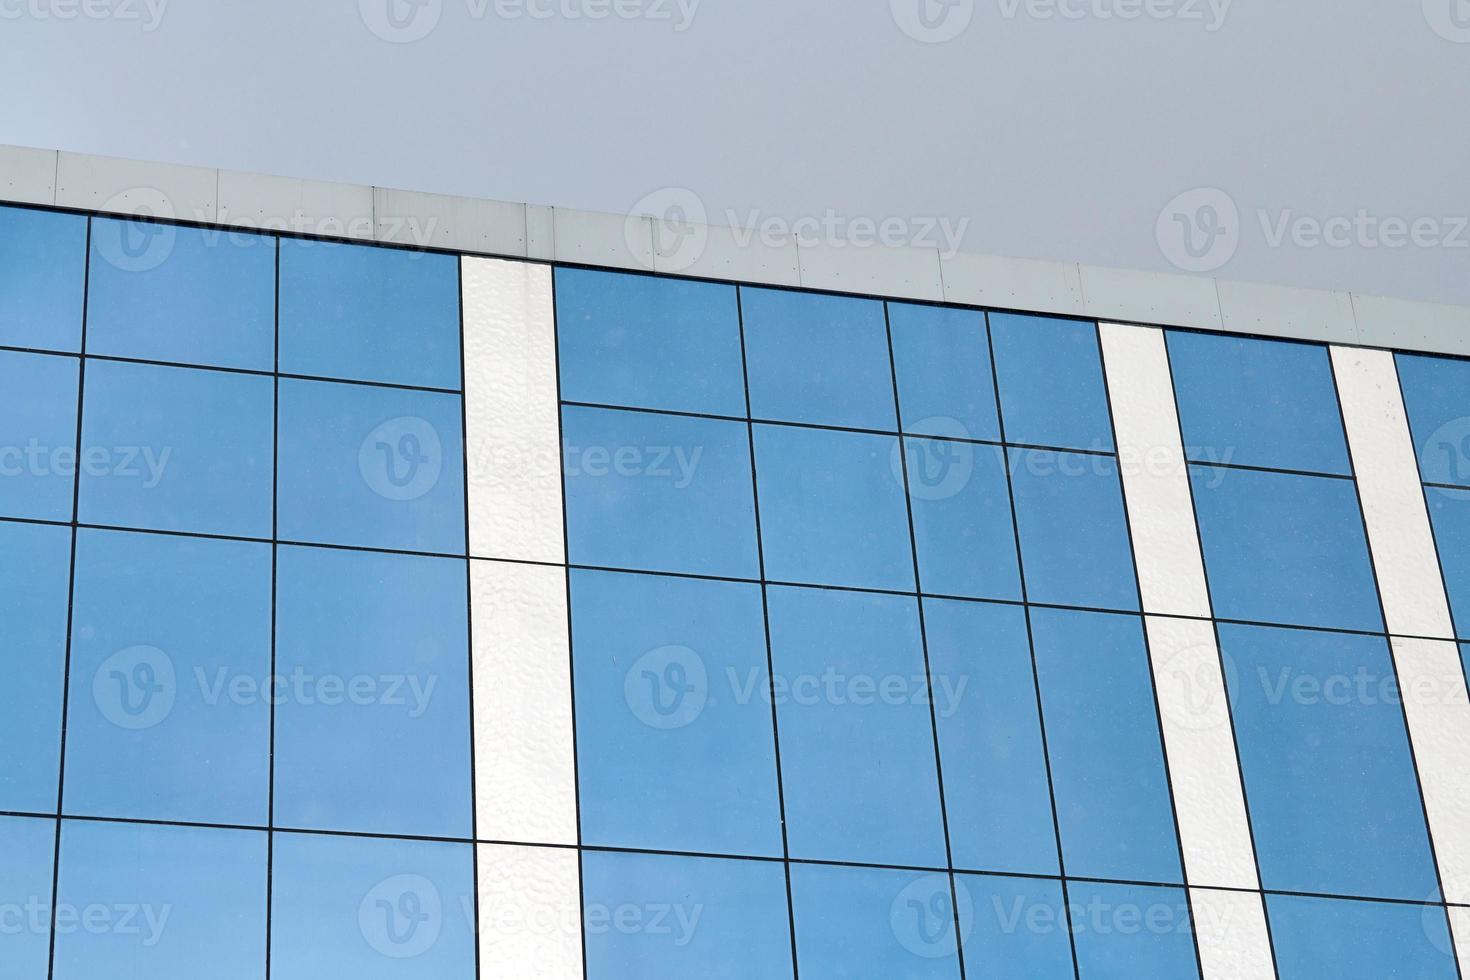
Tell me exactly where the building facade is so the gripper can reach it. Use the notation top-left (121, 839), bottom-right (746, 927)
top-left (2, 148), bottom-right (1470, 978)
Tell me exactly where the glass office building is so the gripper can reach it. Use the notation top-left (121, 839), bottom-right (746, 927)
top-left (2, 164), bottom-right (1470, 978)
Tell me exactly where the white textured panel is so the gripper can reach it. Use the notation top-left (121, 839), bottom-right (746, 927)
top-left (554, 207), bottom-right (653, 272)
top-left (1217, 279), bottom-right (1358, 344)
top-left (1390, 637), bottom-right (1470, 904)
top-left (55, 151), bottom-right (217, 223)
top-left (526, 205), bottom-right (556, 261)
top-left (217, 169), bottom-right (375, 240)
top-left (1080, 263), bottom-right (1224, 330)
top-left (462, 255), bottom-right (565, 564)
top-left (375, 187), bottom-right (526, 256)
top-left (477, 844), bottom-right (583, 979)
top-left (1147, 616), bottom-right (1259, 890)
top-left (1353, 293), bottom-right (1470, 357)
top-left (797, 240), bottom-right (943, 301)
top-left (0, 145), bottom-right (57, 205)
top-left (1190, 888), bottom-right (1275, 980)
top-left (472, 559), bottom-right (577, 846)
top-left (1451, 906), bottom-right (1470, 970)
top-left (653, 218), bottom-right (801, 286)
top-left (939, 251), bottom-right (1086, 316)
top-left (1099, 322), bottom-right (1211, 618)
top-left (1331, 346), bottom-right (1455, 639)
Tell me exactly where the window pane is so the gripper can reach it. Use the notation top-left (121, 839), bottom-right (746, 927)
top-left (742, 288), bottom-right (895, 430)
top-left (1191, 466), bottom-right (1382, 632)
top-left (754, 424), bottom-right (914, 592)
top-left (0, 205), bottom-right (86, 353)
top-left (583, 851), bottom-right (793, 980)
top-left (1222, 623), bottom-right (1439, 900)
top-left (79, 360), bottom-right (274, 538)
top-left (1008, 448), bottom-right (1138, 611)
top-left (278, 239), bottom-right (461, 389)
top-left (889, 302), bottom-right (1001, 443)
top-left (768, 586), bottom-right (946, 868)
top-left (906, 439), bottom-right (1020, 601)
top-left (274, 546), bottom-right (471, 838)
top-left (66, 529), bottom-right (271, 825)
top-left (570, 569), bottom-right (782, 857)
top-left (555, 268), bottom-right (745, 416)
top-left (0, 521), bottom-right (70, 814)
top-left (1268, 894), bottom-right (1459, 980)
top-left (1031, 607), bottom-right (1182, 883)
top-left (991, 313), bottom-right (1111, 452)
top-left (51, 821), bottom-right (266, 980)
top-left (563, 406), bottom-right (759, 578)
top-left (1426, 487), bottom-right (1470, 638)
top-left (925, 598), bottom-right (1057, 876)
top-left (1396, 352), bottom-right (1470, 489)
top-left (1168, 331), bottom-right (1350, 475)
top-left (791, 865), bottom-right (962, 979)
top-left (270, 832), bottom-right (475, 980)
top-left (959, 873), bottom-right (1074, 977)
top-left (87, 219), bottom-right (276, 371)
top-left (277, 378), bottom-right (466, 554)
top-left (1067, 881), bottom-right (1199, 980)
top-left (0, 349), bottom-right (79, 523)
top-left (0, 815), bottom-right (56, 979)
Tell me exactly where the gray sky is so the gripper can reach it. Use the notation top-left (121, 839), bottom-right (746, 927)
top-left (3, 0), bottom-right (1468, 305)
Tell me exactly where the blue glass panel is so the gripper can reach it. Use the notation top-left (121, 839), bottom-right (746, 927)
top-left (0, 521), bottom-right (69, 813)
top-left (555, 268), bottom-right (745, 416)
top-left (0, 205), bottom-right (86, 352)
top-left (1222, 623), bottom-right (1439, 900)
top-left (78, 360), bottom-right (273, 538)
top-left (1425, 487), bottom-right (1470, 637)
top-left (278, 238), bottom-right (460, 388)
top-left (274, 546), bottom-right (471, 839)
top-left (907, 439), bottom-right (1020, 600)
top-left (271, 832), bottom-right (475, 980)
top-left (571, 570), bottom-right (782, 857)
top-left (51, 821), bottom-right (266, 980)
top-left (87, 219), bottom-right (275, 371)
top-left (959, 874), bottom-right (1074, 978)
top-left (1191, 465), bottom-right (1382, 632)
top-left (563, 406), bottom-right (758, 577)
top-left (583, 851), bottom-right (793, 980)
top-left (1031, 608), bottom-right (1182, 883)
top-left (0, 815), bottom-right (55, 979)
top-left (0, 349), bottom-right (79, 522)
top-left (791, 865), bottom-right (962, 979)
top-left (889, 302), bottom-right (1001, 442)
top-left (1268, 894), bottom-right (1459, 980)
top-left (1396, 352), bottom-right (1470, 488)
top-left (1067, 881), bottom-right (1199, 980)
top-left (65, 529), bottom-right (271, 825)
top-left (741, 288), bottom-right (895, 429)
top-left (990, 313), bottom-right (1112, 452)
top-left (1008, 448), bottom-right (1137, 610)
top-left (754, 424), bottom-right (914, 591)
top-left (277, 378), bottom-right (466, 554)
top-left (767, 586), bottom-right (946, 868)
top-left (925, 599), bottom-right (1057, 876)
top-left (1168, 331), bottom-right (1350, 475)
